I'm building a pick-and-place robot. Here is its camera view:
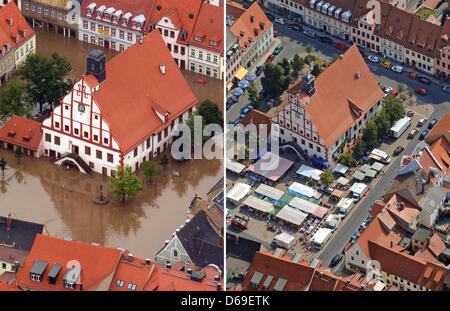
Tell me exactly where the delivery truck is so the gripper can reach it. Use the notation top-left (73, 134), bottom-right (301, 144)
top-left (311, 228), bottom-right (333, 249)
top-left (273, 232), bottom-right (296, 249)
top-left (369, 148), bottom-right (391, 164)
top-left (337, 198), bottom-right (355, 216)
top-left (390, 117), bottom-right (411, 138)
top-left (350, 183), bottom-right (368, 202)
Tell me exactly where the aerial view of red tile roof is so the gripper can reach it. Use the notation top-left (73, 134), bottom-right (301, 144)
top-left (226, 0), bottom-right (246, 20)
top-left (0, 280), bottom-right (22, 291)
top-left (287, 45), bottom-right (384, 148)
top-left (16, 234), bottom-right (123, 291)
top-left (0, 2), bottom-right (34, 57)
top-left (425, 113), bottom-right (450, 144)
top-left (384, 193), bottom-right (421, 228)
top-left (381, 5), bottom-right (413, 46)
top-left (239, 109), bottom-right (272, 134)
top-left (144, 264), bottom-right (223, 291)
top-left (109, 254), bottom-right (155, 291)
top-left (81, 0), bottom-right (155, 32)
top-left (406, 15), bottom-right (441, 58)
top-left (84, 30), bottom-right (198, 154)
top-left (148, 0), bottom-right (203, 44)
top-left (229, 2), bottom-right (272, 50)
top-left (369, 240), bottom-right (448, 290)
top-left (427, 233), bottom-right (446, 257)
top-left (0, 115), bottom-right (42, 151)
top-left (188, 2), bottom-right (224, 54)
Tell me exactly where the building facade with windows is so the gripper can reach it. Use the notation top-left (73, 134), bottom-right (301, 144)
top-left (435, 18), bottom-right (450, 80)
top-left (42, 31), bottom-right (198, 176)
top-left (262, 0), bottom-right (305, 19)
top-left (187, 2), bottom-right (224, 79)
top-left (79, 0), bottom-right (153, 52)
top-left (226, 27), bottom-right (243, 84)
top-left (21, 0), bottom-right (79, 38)
top-left (273, 45), bottom-right (384, 162)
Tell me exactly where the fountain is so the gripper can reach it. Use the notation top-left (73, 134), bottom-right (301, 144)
top-left (93, 184), bottom-right (109, 205)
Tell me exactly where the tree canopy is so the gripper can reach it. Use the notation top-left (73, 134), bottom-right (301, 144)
top-left (108, 166), bottom-right (145, 203)
top-left (261, 62), bottom-right (292, 99)
top-left (141, 161), bottom-right (161, 183)
top-left (197, 99), bottom-right (223, 127)
top-left (0, 80), bottom-right (31, 119)
top-left (320, 169), bottom-right (334, 186)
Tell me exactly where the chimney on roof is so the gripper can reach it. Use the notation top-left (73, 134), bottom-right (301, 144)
top-left (355, 71), bottom-right (361, 79)
top-left (145, 258), bottom-right (151, 266)
top-left (128, 253), bottom-right (134, 262)
top-left (160, 64), bottom-right (166, 75)
top-left (301, 74), bottom-right (315, 97)
top-left (86, 49), bottom-right (106, 83)
top-left (339, 54), bottom-right (344, 60)
top-left (187, 267), bottom-right (192, 276)
top-left (6, 213), bottom-right (11, 230)
top-left (166, 262), bottom-right (172, 271)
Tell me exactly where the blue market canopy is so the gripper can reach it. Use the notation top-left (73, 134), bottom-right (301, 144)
top-left (238, 80), bottom-right (250, 89)
top-left (231, 87), bottom-right (244, 97)
top-left (245, 73), bottom-right (257, 82)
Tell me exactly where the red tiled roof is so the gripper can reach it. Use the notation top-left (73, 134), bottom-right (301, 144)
top-left (0, 1), bottom-right (35, 59)
top-left (370, 201), bottom-right (385, 217)
top-left (16, 234), bottom-right (123, 291)
top-left (0, 280), bottom-right (22, 291)
top-left (148, 0), bottom-right (203, 45)
top-left (385, 193), bottom-right (421, 227)
top-left (229, 2), bottom-right (272, 51)
top-left (425, 114), bottom-right (450, 144)
top-left (239, 109), bottom-right (273, 134)
top-left (84, 30), bottom-right (198, 154)
top-left (427, 234), bottom-right (446, 257)
top-left (286, 45), bottom-right (384, 148)
top-left (188, 2), bottom-right (224, 54)
top-left (0, 115), bottom-right (42, 151)
top-left (405, 16), bottom-right (441, 58)
top-left (109, 256), bottom-right (155, 291)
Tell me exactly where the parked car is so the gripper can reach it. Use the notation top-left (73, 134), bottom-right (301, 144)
top-left (321, 186), bottom-right (334, 195)
top-left (380, 61), bottom-right (392, 69)
top-left (303, 29), bottom-right (317, 38)
top-left (408, 129), bottom-right (418, 139)
top-left (407, 71), bottom-right (417, 79)
top-left (391, 90), bottom-right (399, 96)
top-left (383, 87), bottom-right (393, 97)
top-left (407, 111), bottom-right (414, 117)
top-left (195, 79), bottom-right (206, 84)
top-left (419, 130), bottom-right (429, 140)
top-left (443, 85), bottom-right (450, 93)
top-left (273, 44), bottom-right (283, 55)
top-left (367, 55), bottom-right (379, 63)
top-left (240, 107), bottom-right (251, 119)
top-left (415, 87), bottom-right (426, 95)
top-left (266, 54), bottom-right (275, 62)
top-left (226, 97), bottom-right (234, 109)
top-left (330, 254), bottom-right (343, 267)
top-left (391, 65), bottom-right (404, 73)
top-left (393, 146), bottom-right (404, 156)
top-left (417, 118), bottom-right (426, 127)
top-left (259, 88), bottom-right (266, 98)
top-left (319, 36), bottom-right (332, 44)
top-left (290, 24), bottom-right (303, 32)
top-left (428, 118), bottom-right (437, 129)
top-left (231, 215), bottom-right (248, 230)
top-left (334, 42), bottom-right (346, 50)
top-left (256, 65), bottom-right (264, 76)
top-left (273, 29), bottom-right (278, 37)
top-left (275, 17), bottom-right (286, 25)
top-left (418, 76), bottom-right (431, 85)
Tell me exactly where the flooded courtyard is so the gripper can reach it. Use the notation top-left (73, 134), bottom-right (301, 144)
top-left (0, 29), bottom-right (224, 259)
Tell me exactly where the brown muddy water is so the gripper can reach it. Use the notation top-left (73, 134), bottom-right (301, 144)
top-left (0, 150), bottom-right (222, 258)
top-left (0, 29), bottom-right (224, 259)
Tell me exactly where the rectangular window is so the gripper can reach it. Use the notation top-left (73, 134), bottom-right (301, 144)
top-left (128, 33), bottom-right (133, 41)
top-left (96, 150), bottom-right (102, 160)
top-left (74, 128), bottom-right (79, 135)
top-left (134, 148), bottom-right (138, 157)
top-left (84, 131), bottom-right (89, 138)
top-left (111, 28), bottom-right (116, 37)
top-left (120, 31), bottom-right (124, 39)
top-left (107, 153), bottom-right (113, 163)
top-left (64, 125), bottom-right (70, 132)
top-left (104, 138), bottom-right (109, 145)
top-left (45, 133), bottom-right (51, 142)
top-left (94, 134), bottom-right (98, 142)
top-left (91, 22), bottom-right (95, 31)
top-left (54, 136), bottom-right (60, 145)
top-left (85, 146), bottom-right (91, 155)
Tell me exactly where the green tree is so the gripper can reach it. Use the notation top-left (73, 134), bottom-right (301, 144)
top-left (352, 140), bottom-right (365, 160)
top-left (362, 119), bottom-right (379, 148)
top-left (339, 152), bottom-right (357, 167)
top-left (291, 54), bottom-right (305, 76)
top-left (247, 81), bottom-right (259, 103)
top-left (261, 62), bottom-right (292, 99)
top-left (16, 53), bottom-right (74, 113)
top-left (305, 44), bottom-right (314, 55)
top-left (373, 110), bottom-right (391, 139)
top-left (140, 161), bottom-right (161, 183)
top-left (280, 57), bottom-right (291, 75)
top-left (311, 64), bottom-right (322, 77)
top-left (0, 157), bottom-right (6, 180)
top-left (14, 146), bottom-right (23, 163)
top-left (0, 80), bottom-right (31, 119)
top-left (108, 165), bottom-right (145, 203)
top-left (197, 99), bottom-right (223, 127)
top-left (383, 96), bottom-right (405, 124)
top-left (186, 112), bottom-right (208, 146)
top-left (320, 169), bottom-right (334, 186)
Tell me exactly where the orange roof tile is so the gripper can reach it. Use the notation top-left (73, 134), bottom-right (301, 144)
top-left (16, 234), bottom-right (122, 291)
top-left (109, 255), bottom-right (154, 291)
top-left (0, 280), bottom-right (22, 291)
top-left (427, 234), bottom-right (446, 257)
top-left (425, 113), bottom-right (450, 143)
top-left (0, 115), bottom-right (42, 151)
top-left (239, 109), bottom-right (272, 134)
top-left (286, 45), bottom-right (384, 148)
top-left (84, 30), bottom-right (198, 154)
top-left (188, 2), bottom-right (223, 54)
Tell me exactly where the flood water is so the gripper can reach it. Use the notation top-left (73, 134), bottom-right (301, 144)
top-left (0, 29), bottom-right (224, 259)
top-left (0, 150), bottom-right (222, 258)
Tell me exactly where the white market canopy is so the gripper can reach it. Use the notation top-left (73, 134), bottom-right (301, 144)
top-left (352, 171), bottom-right (366, 181)
top-left (288, 182), bottom-right (320, 199)
top-left (337, 198), bottom-right (353, 209)
top-left (276, 206), bottom-right (308, 226)
top-left (255, 183), bottom-right (285, 201)
top-left (334, 164), bottom-right (349, 175)
top-left (336, 177), bottom-right (350, 185)
top-left (226, 158), bottom-right (246, 174)
top-left (371, 162), bottom-right (384, 172)
top-left (350, 182), bottom-right (367, 195)
top-left (289, 197), bottom-right (319, 215)
top-left (248, 152), bottom-right (294, 182)
top-left (227, 183), bottom-right (251, 202)
top-left (296, 165), bottom-right (323, 181)
top-left (243, 196), bottom-right (274, 214)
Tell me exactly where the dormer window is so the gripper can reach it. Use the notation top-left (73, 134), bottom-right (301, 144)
top-left (24, 29), bottom-right (27, 38)
top-left (97, 12), bottom-right (101, 19)
top-left (194, 36), bottom-right (202, 42)
top-left (16, 35), bottom-right (19, 43)
top-left (210, 40), bottom-right (217, 46)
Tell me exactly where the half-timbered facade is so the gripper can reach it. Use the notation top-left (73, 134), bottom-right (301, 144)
top-left (42, 30), bottom-right (198, 176)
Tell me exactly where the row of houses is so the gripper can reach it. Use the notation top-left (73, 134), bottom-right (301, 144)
top-left (0, 1), bottom-right (35, 87)
top-left (20, 0), bottom-right (224, 79)
top-left (258, 0), bottom-right (450, 80)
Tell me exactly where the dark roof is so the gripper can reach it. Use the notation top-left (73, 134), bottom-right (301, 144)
top-left (88, 48), bottom-right (105, 60)
top-left (411, 226), bottom-right (432, 243)
top-left (384, 169), bottom-right (431, 207)
top-left (177, 210), bottom-right (224, 271)
top-left (226, 233), bottom-right (261, 263)
top-left (0, 216), bottom-right (44, 251)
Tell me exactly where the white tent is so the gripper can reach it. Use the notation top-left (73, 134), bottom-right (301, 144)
top-left (288, 182), bottom-right (318, 198)
top-left (226, 158), bottom-right (246, 174)
top-left (336, 177), bottom-right (350, 185)
top-left (243, 196), bottom-right (273, 214)
top-left (254, 184), bottom-right (284, 201)
top-left (289, 197), bottom-right (319, 215)
top-left (227, 183), bottom-right (251, 203)
top-left (296, 165), bottom-right (323, 181)
top-left (276, 206), bottom-right (308, 226)
top-left (334, 164), bottom-right (349, 175)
